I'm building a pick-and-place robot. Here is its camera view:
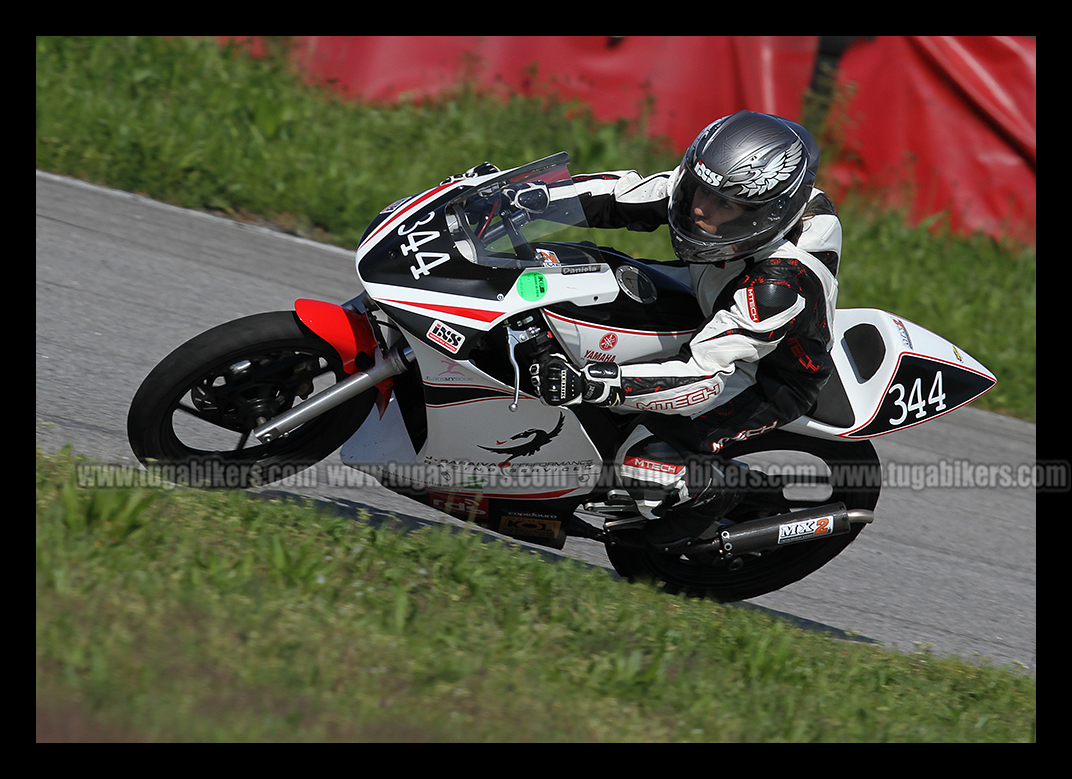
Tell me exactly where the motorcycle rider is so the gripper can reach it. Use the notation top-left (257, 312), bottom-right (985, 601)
top-left (537, 110), bottom-right (843, 549)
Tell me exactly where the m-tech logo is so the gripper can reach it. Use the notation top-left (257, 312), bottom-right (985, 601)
top-left (635, 384), bottom-right (721, 412)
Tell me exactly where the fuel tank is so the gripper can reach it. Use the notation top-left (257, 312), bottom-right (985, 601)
top-left (543, 246), bottom-right (703, 365)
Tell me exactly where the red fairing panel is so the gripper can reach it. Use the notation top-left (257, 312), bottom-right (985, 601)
top-left (294, 298), bottom-right (378, 375)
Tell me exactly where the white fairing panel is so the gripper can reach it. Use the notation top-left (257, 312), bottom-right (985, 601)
top-left (342, 337), bottom-right (604, 499)
top-left (784, 308), bottom-right (996, 440)
top-left (544, 309), bottom-right (695, 366)
top-left (340, 392), bottom-right (416, 467)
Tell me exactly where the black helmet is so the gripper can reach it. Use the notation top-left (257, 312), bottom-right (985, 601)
top-left (667, 111), bottom-right (819, 263)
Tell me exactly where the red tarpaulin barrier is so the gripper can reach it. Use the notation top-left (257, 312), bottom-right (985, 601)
top-left (224, 36), bottom-right (1035, 245)
top-left (826, 36), bottom-right (1036, 245)
top-left (277, 36), bottom-right (820, 153)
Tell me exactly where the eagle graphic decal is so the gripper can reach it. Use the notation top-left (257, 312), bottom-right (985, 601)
top-left (727, 139), bottom-right (803, 197)
top-left (479, 413), bottom-right (565, 466)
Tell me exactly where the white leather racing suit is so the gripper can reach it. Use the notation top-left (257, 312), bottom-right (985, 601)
top-left (571, 169), bottom-right (843, 518)
top-left (574, 169), bottom-right (841, 439)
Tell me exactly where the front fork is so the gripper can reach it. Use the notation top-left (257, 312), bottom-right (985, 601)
top-left (252, 298), bottom-right (412, 443)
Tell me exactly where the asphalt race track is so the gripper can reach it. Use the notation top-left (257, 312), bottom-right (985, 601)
top-left (36, 170), bottom-right (1037, 672)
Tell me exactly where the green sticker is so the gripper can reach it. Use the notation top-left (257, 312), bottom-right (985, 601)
top-left (516, 272), bottom-right (548, 302)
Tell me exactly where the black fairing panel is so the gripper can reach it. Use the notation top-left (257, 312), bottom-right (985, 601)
top-left (804, 365), bottom-right (855, 428)
top-left (357, 205), bottom-right (520, 301)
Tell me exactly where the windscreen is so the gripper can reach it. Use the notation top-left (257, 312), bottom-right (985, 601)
top-left (443, 156), bottom-right (599, 269)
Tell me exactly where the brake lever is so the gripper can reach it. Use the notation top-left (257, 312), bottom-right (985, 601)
top-left (504, 321), bottom-right (549, 411)
top-left (505, 325), bottom-right (530, 412)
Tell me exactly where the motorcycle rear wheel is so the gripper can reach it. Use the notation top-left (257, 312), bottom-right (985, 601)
top-left (127, 311), bottom-right (375, 487)
top-left (604, 431), bottom-right (882, 602)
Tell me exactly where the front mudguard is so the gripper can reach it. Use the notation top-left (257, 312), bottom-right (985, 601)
top-left (294, 298), bottom-right (377, 374)
top-left (294, 298), bottom-right (394, 415)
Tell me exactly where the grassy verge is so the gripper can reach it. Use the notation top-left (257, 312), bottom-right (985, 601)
top-left (37, 448), bottom-right (1035, 742)
top-left (35, 35), bottom-right (1034, 420)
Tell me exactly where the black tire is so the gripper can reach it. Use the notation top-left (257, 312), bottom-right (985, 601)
top-left (127, 311), bottom-right (376, 487)
top-left (604, 431), bottom-right (882, 602)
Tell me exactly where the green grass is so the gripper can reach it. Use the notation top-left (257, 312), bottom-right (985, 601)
top-left (37, 448), bottom-right (1035, 742)
top-left (35, 38), bottom-right (1037, 740)
top-left (35, 36), bottom-right (1034, 420)
top-left (35, 35), bottom-right (671, 249)
top-left (35, 37), bottom-right (1037, 742)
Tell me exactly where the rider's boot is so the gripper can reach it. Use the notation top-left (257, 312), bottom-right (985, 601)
top-left (639, 459), bottom-right (744, 551)
top-left (615, 429), bottom-right (744, 551)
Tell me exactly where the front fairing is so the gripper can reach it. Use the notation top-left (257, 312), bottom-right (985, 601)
top-left (354, 154), bottom-right (620, 346)
top-left (356, 154), bottom-right (596, 284)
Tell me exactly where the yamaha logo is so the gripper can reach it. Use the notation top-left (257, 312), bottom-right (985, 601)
top-left (599, 332), bottom-right (617, 351)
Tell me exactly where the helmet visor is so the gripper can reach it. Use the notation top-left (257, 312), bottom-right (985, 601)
top-left (668, 168), bottom-right (799, 253)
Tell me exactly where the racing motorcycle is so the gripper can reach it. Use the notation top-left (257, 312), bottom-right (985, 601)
top-left (127, 154), bottom-right (996, 601)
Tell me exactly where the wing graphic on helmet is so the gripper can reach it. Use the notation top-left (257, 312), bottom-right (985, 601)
top-left (728, 140), bottom-right (803, 198)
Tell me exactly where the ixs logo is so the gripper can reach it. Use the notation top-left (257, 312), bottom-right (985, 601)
top-left (635, 384), bottom-right (721, 412)
top-left (694, 159), bottom-right (723, 187)
top-left (427, 319), bottom-right (465, 354)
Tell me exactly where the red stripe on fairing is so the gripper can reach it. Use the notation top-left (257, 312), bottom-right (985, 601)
top-left (360, 181), bottom-right (457, 248)
top-left (381, 298), bottom-right (504, 323)
top-left (482, 489), bottom-right (577, 499)
top-left (544, 309), bottom-right (696, 337)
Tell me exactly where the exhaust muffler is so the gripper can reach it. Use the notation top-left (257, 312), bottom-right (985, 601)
top-left (698, 502), bottom-right (874, 558)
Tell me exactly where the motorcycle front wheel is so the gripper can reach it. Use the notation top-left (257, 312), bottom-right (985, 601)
top-left (604, 431), bottom-right (882, 602)
top-left (127, 311), bottom-right (375, 487)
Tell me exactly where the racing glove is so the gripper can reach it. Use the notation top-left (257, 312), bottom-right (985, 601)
top-left (538, 355), bottom-right (623, 408)
top-left (440, 162), bottom-right (499, 185)
top-left (503, 181), bottom-right (550, 214)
